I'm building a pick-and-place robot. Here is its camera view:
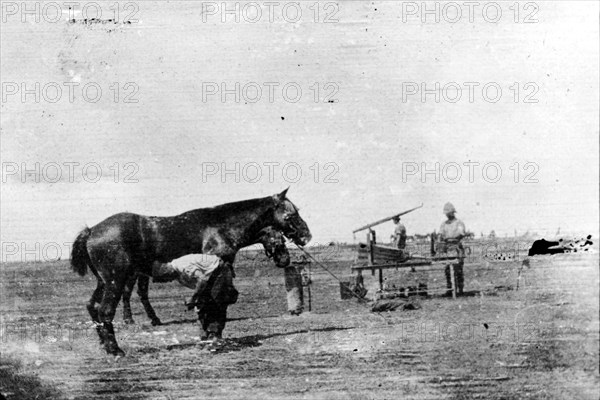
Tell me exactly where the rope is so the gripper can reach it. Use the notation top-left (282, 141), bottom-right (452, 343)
top-left (295, 244), bottom-right (368, 303)
top-left (294, 244), bottom-right (393, 323)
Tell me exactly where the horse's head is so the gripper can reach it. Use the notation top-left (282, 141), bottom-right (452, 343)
top-left (271, 188), bottom-right (312, 246)
top-left (256, 227), bottom-right (290, 268)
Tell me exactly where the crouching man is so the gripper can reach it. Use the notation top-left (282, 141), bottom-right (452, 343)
top-left (153, 254), bottom-right (239, 341)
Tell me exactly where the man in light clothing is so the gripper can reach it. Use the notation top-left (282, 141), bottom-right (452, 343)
top-left (392, 216), bottom-right (407, 251)
top-left (438, 202), bottom-right (466, 296)
top-left (284, 265), bottom-right (304, 315)
top-left (284, 254), bottom-right (310, 315)
top-left (152, 254), bottom-right (223, 300)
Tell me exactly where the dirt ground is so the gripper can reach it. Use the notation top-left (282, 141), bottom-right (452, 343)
top-left (1, 247), bottom-right (598, 399)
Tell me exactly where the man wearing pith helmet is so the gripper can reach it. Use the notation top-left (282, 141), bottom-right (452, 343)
top-left (439, 202), bottom-right (466, 296)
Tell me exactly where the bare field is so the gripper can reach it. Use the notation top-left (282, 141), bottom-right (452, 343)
top-left (1, 249), bottom-right (598, 399)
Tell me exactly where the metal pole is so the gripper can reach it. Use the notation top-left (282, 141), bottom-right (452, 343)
top-left (352, 203), bottom-right (423, 234)
top-left (368, 230), bottom-right (375, 276)
top-left (307, 261), bottom-right (312, 311)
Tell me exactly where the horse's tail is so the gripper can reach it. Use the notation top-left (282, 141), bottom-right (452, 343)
top-left (71, 227), bottom-right (92, 276)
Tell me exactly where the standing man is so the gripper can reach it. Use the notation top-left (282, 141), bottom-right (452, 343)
top-left (392, 216), bottom-right (407, 251)
top-left (438, 202), bottom-right (466, 296)
top-left (284, 254), bottom-right (308, 316)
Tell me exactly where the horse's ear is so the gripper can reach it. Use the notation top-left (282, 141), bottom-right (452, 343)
top-left (277, 187), bottom-right (289, 201)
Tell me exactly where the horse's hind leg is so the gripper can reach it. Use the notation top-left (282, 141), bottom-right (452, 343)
top-left (87, 268), bottom-right (106, 344)
top-left (98, 263), bottom-right (129, 356)
top-left (122, 275), bottom-right (137, 324)
top-left (136, 275), bottom-right (162, 326)
top-left (87, 277), bottom-right (104, 323)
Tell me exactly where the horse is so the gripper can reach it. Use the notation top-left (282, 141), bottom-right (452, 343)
top-left (70, 189), bottom-right (311, 356)
top-left (121, 226), bottom-right (291, 325)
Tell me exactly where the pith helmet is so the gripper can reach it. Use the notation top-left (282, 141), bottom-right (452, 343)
top-left (443, 202), bottom-right (456, 214)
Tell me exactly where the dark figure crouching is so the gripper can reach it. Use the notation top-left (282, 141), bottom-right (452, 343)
top-left (154, 254), bottom-right (239, 341)
top-left (193, 261), bottom-right (239, 341)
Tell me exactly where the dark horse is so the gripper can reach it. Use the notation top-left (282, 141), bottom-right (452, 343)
top-left (121, 226), bottom-right (291, 325)
top-left (71, 189), bottom-right (310, 356)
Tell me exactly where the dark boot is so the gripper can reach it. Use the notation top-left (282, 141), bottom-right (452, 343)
top-left (455, 263), bottom-right (464, 295)
top-left (197, 309), bottom-right (210, 340)
top-left (198, 301), bottom-right (227, 340)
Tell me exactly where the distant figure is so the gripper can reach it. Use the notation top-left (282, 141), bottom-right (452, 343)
top-left (527, 239), bottom-right (564, 256)
top-left (438, 203), bottom-right (466, 296)
top-left (392, 216), bottom-right (407, 251)
top-left (528, 235), bottom-right (594, 256)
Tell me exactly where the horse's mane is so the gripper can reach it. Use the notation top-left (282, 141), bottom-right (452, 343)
top-left (176, 195), bottom-right (276, 219)
top-left (210, 195), bottom-right (275, 213)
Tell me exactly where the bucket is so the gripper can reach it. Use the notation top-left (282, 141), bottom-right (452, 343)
top-left (339, 281), bottom-right (354, 300)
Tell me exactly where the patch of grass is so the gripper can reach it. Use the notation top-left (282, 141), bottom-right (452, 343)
top-left (524, 341), bottom-right (570, 370)
top-left (0, 355), bottom-right (63, 400)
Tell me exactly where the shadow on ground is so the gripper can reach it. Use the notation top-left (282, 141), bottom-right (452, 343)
top-left (134, 326), bottom-right (355, 354)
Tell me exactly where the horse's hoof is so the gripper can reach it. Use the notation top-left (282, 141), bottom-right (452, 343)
top-left (124, 319), bottom-right (135, 325)
top-left (151, 319), bottom-right (162, 326)
top-left (200, 333), bottom-right (221, 345)
top-left (109, 347), bottom-right (125, 358)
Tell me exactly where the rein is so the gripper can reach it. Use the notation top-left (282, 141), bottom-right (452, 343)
top-left (293, 244), bottom-right (390, 322)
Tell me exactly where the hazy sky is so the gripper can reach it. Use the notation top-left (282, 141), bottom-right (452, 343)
top-left (1, 1), bottom-right (598, 261)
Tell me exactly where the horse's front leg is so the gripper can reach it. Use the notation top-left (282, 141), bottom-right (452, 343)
top-left (122, 275), bottom-right (137, 324)
top-left (136, 275), bottom-right (162, 326)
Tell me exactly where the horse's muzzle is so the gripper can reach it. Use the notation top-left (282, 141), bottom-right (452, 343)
top-left (294, 234), bottom-right (312, 246)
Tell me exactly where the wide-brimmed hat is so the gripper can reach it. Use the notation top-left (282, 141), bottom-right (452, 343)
top-left (443, 202), bottom-right (456, 213)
